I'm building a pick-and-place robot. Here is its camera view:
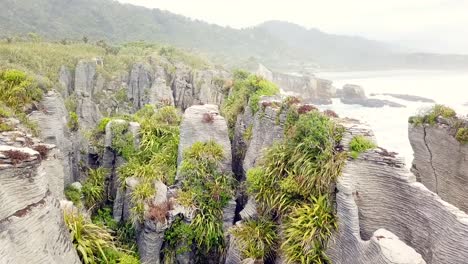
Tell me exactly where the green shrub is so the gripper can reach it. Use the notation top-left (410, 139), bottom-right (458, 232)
top-left (110, 121), bottom-right (136, 160)
top-left (243, 124), bottom-right (253, 141)
top-left (456, 128), bottom-right (468, 144)
top-left (64, 94), bottom-right (78, 112)
top-left (67, 111), bottom-right (79, 131)
top-left (0, 122), bottom-right (13, 132)
top-left (281, 196), bottom-right (336, 264)
top-left (130, 181), bottom-right (155, 225)
top-left (82, 168), bottom-right (108, 209)
top-left (230, 218), bottom-right (277, 260)
top-left (0, 69), bottom-right (42, 112)
top-left (64, 210), bottom-right (138, 264)
top-left (349, 135), bottom-right (376, 158)
top-left (221, 72), bottom-right (279, 136)
top-left (409, 104), bottom-right (457, 125)
top-left (248, 76), bottom-right (279, 114)
top-left (97, 117), bottom-right (111, 133)
top-left (163, 217), bottom-right (195, 263)
top-left (92, 207), bottom-right (138, 253)
top-left (245, 110), bottom-right (346, 262)
top-left (65, 185), bottom-right (82, 207)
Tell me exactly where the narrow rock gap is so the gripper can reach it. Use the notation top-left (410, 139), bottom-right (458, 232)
top-left (423, 126), bottom-right (438, 194)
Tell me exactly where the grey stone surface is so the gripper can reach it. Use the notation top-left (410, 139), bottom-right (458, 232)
top-left (256, 64), bottom-right (333, 104)
top-left (58, 65), bottom-right (72, 97)
top-left (409, 123), bottom-right (468, 213)
top-left (151, 65), bottom-right (174, 106)
top-left (74, 59), bottom-right (97, 96)
top-left (77, 97), bottom-right (103, 130)
top-left (128, 63), bottom-right (153, 110)
top-left (138, 180), bottom-right (170, 264)
top-left (30, 91), bottom-right (74, 186)
top-left (243, 98), bottom-right (286, 174)
top-left (177, 104), bottom-right (232, 178)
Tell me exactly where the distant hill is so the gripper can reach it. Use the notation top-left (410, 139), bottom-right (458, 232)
top-left (1, 0), bottom-right (468, 71)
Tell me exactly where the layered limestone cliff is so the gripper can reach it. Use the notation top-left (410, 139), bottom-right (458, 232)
top-left (328, 119), bottom-right (468, 264)
top-left (409, 118), bottom-right (468, 214)
top-left (256, 64), bottom-right (334, 104)
top-left (0, 129), bottom-right (80, 263)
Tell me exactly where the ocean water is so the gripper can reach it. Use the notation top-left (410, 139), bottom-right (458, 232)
top-left (315, 70), bottom-right (468, 167)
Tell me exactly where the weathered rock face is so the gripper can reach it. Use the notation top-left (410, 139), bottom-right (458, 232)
top-left (128, 63), bottom-right (153, 110)
top-left (256, 64), bottom-right (333, 104)
top-left (74, 59), bottom-right (98, 96)
top-left (327, 121), bottom-right (426, 264)
top-left (242, 97), bottom-right (286, 174)
top-left (329, 120), bottom-right (468, 264)
top-left (337, 84), bottom-right (404, 108)
top-left (177, 104), bottom-right (232, 176)
top-left (409, 121), bottom-right (468, 213)
top-left (30, 91), bottom-right (74, 187)
top-left (58, 65), bottom-right (73, 97)
top-left (102, 120), bottom-right (141, 222)
top-left (172, 66), bottom-right (229, 110)
top-left (0, 134), bottom-right (80, 263)
top-left (137, 180), bottom-right (170, 264)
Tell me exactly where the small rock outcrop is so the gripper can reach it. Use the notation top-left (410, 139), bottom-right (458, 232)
top-left (177, 104), bottom-right (232, 176)
top-left (378, 93), bottom-right (435, 103)
top-left (0, 130), bottom-right (80, 263)
top-left (337, 84), bottom-right (404, 108)
top-left (409, 119), bottom-right (468, 213)
top-left (30, 91), bottom-right (74, 187)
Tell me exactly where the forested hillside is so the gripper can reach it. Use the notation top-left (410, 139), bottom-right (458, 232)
top-left (1, 0), bottom-right (468, 71)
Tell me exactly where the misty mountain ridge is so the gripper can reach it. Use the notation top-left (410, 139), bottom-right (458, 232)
top-left (1, 0), bottom-right (467, 71)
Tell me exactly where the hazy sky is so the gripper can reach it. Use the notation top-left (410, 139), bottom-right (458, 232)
top-left (118, 0), bottom-right (468, 54)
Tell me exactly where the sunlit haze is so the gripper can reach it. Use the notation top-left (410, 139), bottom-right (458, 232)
top-left (118, 0), bottom-right (468, 54)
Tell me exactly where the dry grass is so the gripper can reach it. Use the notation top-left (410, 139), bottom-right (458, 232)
top-left (33, 145), bottom-right (49, 159)
top-left (147, 200), bottom-right (173, 223)
top-left (202, 112), bottom-right (214, 124)
top-left (323, 109), bottom-right (339, 118)
top-left (297, 104), bottom-right (317, 114)
top-left (3, 150), bottom-right (30, 165)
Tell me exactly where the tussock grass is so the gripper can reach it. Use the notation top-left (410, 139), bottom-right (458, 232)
top-left (409, 104), bottom-right (457, 125)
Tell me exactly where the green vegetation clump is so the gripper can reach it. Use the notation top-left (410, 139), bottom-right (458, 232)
top-left (245, 109), bottom-right (346, 263)
top-left (230, 218), bottom-right (278, 260)
top-left (65, 185), bottom-right (82, 207)
top-left (281, 196), bottom-right (336, 263)
top-left (0, 69), bottom-right (42, 135)
top-left (67, 111), bottom-right (79, 131)
top-left (175, 141), bottom-right (233, 255)
top-left (64, 210), bottom-right (139, 264)
top-left (349, 135), bottom-right (376, 159)
top-left (92, 207), bottom-right (138, 254)
top-left (456, 127), bottom-right (468, 144)
top-left (112, 106), bottom-right (181, 224)
top-left (110, 121), bottom-right (136, 160)
top-left (221, 70), bottom-right (279, 137)
top-left (0, 69), bottom-right (42, 111)
top-left (409, 104), bottom-right (457, 125)
top-left (163, 218), bottom-right (195, 262)
top-left (243, 124), bottom-right (253, 141)
top-left (81, 168), bottom-right (108, 209)
top-left (97, 117), bottom-right (111, 133)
